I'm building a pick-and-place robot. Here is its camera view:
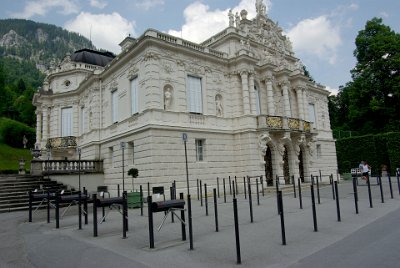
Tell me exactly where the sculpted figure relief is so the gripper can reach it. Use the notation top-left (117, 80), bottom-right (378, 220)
top-left (164, 87), bottom-right (172, 110)
top-left (215, 94), bottom-right (223, 117)
top-left (228, 9), bottom-right (234, 27)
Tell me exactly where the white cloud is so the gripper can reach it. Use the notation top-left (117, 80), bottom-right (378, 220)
top-left (168, 0), bottom-right (271, 43)
top-left (11, 0), bottom-right (79, 18)
top-left (89, 0), bottom-right (107, 9)
top-left (326, 86), bottom-right (339, 96)
top-left (136, 0), bottom-right (165, 11)
top-left (65, 12), bottom-right (135, 53)
top-left (287, 16), bottom-right (342, 64)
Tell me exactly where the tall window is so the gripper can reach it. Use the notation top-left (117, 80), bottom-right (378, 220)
top-left (254, 84), bottom-right (261, 115)
top-left (130, 77), bottom-right (138, 115)
top-left (316, 144), bottom-right (322, 158)
top-left (109, 146), bottom-right (115, 167)
top-left (308, 103), bottom-right (316, 128)
top-left (111, 90), bottom-right (118, 123)
top-left (195, 139), bottom-right (205, 161)
top-left (187, 76), bottom-right (203, 113)
top-left (61, 107), bottom-right (73, 137)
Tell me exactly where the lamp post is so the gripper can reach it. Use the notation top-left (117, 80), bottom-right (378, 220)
top-left (182, 133), bottom-right (189, 195)
top-left (77, 148), bottom-right (81, 192)
top-left (121, 142), bottom-right (126, 194)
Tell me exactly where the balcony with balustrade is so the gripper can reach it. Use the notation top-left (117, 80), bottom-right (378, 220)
top-left (257, 115), bottom-right (312, 133)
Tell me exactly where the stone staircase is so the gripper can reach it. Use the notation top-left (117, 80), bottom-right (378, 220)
top-left (0, 175), bottom-right (70, 213)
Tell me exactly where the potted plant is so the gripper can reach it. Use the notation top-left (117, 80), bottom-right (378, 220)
top-left (128, 168), bottom-right (138, 192)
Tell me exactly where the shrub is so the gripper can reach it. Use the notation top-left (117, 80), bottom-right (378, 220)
top-left (0, 117), bottom-right (35, 148)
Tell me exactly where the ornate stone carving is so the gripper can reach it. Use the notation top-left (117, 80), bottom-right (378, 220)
top-left (109, 76), bottom-right (118, 90)
top-left (143, 51), bottom-right (160, 62)
top-left (258, 132), bottom-right (272, 155)
top-left (228, 9), bottom-right (234, 27)
top-left (127, 63), bottom-right (139, 79)
top-left (164, 86), bottom-right (173, 110)
top-left (288, 118), bottom-right (300, 130)
top-left (215, 94), bottom-right (223, 117)
top-left (304, 121), bottom-right (311, 132)
top-left (266, 116), bottom-right (283, 128)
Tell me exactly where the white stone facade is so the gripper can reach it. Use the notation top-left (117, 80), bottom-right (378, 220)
top-left (33, 3), bottom-right (338, 195)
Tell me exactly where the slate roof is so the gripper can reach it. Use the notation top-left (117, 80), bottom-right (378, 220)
top-left (71, 49), bottom-right (115, 67)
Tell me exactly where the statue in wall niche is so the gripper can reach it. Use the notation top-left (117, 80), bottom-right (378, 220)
top-left (215, 94), bottom-right (223, 117)
top-left (228, 9), bottom-right (234, 27)
top-left (164, 87), bottom-right (172, 110)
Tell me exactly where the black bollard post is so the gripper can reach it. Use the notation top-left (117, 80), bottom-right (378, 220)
top-left (298, 178), bottom-right (303, 209)
top-left (244, 177), bottom-right (247, 199)
top-left (315, 175), bottom-right (321, 204)
top-left (233, 180), bottom-right (236, 198)
top-left (223, 178), bottom-right (227, 203)
top-left (379, 176), bottom-right (385, 203)
top-left (123, 191), bottom-right (127, 239)
top-left (147, 195), bottom-right (154, 248)
top-left (217, 177), bottom-right (220, 198)
top-left (331, 174), bottom-right (336, 200)
top-left (47, 191), bottom-right (51, 223)
top-left (292, 175), bottom-right (296, 198)
top-left (197, 179), bottom-right (200, 200)
top-left (55, 192), bottom-right (60, 229)
top-left (233, 198), bottom-right (241, 264)
top-left (180, 193), bottom-right (186, 241)
top-left (170, 187), bottom-right (175, 223)
top-left (200, 179), bottom-right (203, 206)
top-left (260, 175), bottom-right (265, 197)
top-left (140, 185), bottom-right (144, 216)
top-left (83, 188), bottom-right (88, 225)
top-left (118, 184), bottom-right (120, 197)
top-left (319, 170), bottom-right (322, 182)
top-left (248, 177), bottom-right (254, 223)
top-left (93, 193), bottom-right (98, 237)
top-left (278, 191), bottom-right (286, 245)
top-left (256, 178), bottom-right (260, 206)
top-left (388, 175), bottom-right (394, 199)
top-left (235, 176), bottom-right (239, 195)
top-left (397, 171), bottom-right (400, 195)
top-left (367, 176), bottom-right (373, 208)
top-left (276, 175), bottom-right (280, 214)
top-left (213, 188), bottom-right (219, 232)
top-left (205, 184), bottom-right (209, 216)
top-left (147, 182), bottom-right (150, 197)
top-left (229, 176), bottom-right (232, 195)
top-left (188, 194), bottom-right (194, 250)
top-left (352, 177), bottom-right (359, 214)
top-left (334, 181), bottom-right (341, 222)
top-left (311, 183), bottom-right (318, 232)
top-left (78, 191), bottom-right (82, 230)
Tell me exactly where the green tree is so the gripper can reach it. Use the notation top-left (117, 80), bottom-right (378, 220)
top-left (331, 18), bottom-right (400, 134)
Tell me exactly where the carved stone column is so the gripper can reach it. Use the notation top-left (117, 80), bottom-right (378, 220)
top-left (296, 86), bottom-right (304, 120)
top-left (249, 73), bottom-right (257, 115)
top-left (35, 110), bottom-right (42, 146)
top-left (265, 74), bottom-right (275, 115)
top-left (280, 78), bottom-right (291, 118)
top-left (303, 88), bottom-right (308, 121)
top-left (42, 107), bottom-right (48, 142)
top-left (240, 71), bottom-right (250, 115)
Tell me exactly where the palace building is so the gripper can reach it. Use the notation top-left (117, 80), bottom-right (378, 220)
top-left (32, 2), bottom-right (338, 194)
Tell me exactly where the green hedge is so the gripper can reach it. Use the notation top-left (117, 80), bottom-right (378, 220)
top-left (0, 117), bottom-right (35, 148)
top-left (336, 132), bottom-right (400, 175)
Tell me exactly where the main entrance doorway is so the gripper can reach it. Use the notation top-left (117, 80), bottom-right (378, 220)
top-left (264, 147), bottom-right (273, 186)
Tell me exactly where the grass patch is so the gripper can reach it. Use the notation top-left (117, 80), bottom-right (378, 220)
top-left (0, 143), bottom-right (32, 173)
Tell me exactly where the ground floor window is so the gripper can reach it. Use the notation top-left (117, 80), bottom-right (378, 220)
top-left (195, 139), bottom-right (205, 161)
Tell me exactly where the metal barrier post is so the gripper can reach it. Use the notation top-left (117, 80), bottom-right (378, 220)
top-left (213, 188), bottom-right (219, 232)
top-left (298, 178), bottom-right (303, 209)
top-left (93, 193), bottom-right (98, 237)
top-left (233, 198), bottom-right (241, 264)
top-left (311, 183), bottom-right (318, 232)
top-left (248, 177), bottom-right (254, 223)
top-left (388, 175), bottom-right (394, 199)
top-left (147, 195), bottom-right (154, 248)
top-left (256, 178), bottom-right (260, 205)
top-left (379, 176), bottom-right (385, 203)
top-left (180, 193), bottom-right (186, 241)
top-left (278, 191), bottom-right (286, 245)
top-left (334, 181), bottom-right (341, 222)
top-left (205, 183), bottom-right (208, 216)
top-left (188, 194), bottom-right (194, 250)
top-left (367, 177), bottom-right (373, 208)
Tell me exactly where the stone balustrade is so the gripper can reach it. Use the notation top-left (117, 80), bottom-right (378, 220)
top-left (257, 115), bottom-right (311, 133)
top-left (31, 159), bottom-right (103, 176)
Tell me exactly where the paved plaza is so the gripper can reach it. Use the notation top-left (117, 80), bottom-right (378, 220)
top-left (1, 178), bottom-right (400, 268)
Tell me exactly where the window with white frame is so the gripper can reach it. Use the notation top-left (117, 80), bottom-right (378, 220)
top-left (130, 77), bottom-right (138, 115)
top-left (308, 103), bottom-right (316, 128)
top-left (111, 90), bottom-right (118, 123)
top-left (61, 107), bottom-right (73, 137)
top-left (254, 84), bottom-right (261, 115)
top-left (195, 139), bottom-right (205, 161)
top-left (187, 76), bottom-right (203, 114)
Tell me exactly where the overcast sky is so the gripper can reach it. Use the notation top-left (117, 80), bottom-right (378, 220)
top-left (1, 0), bottom-right (399, 95)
